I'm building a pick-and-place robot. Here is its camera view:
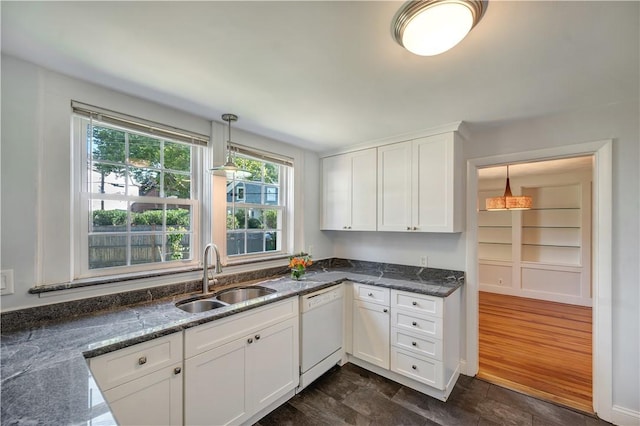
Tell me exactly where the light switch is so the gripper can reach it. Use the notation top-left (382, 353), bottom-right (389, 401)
top-left (1, 270), bottom-right (14, 295)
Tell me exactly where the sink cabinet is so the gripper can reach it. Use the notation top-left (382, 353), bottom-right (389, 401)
top-left (88, 333), bottom-right (183, 425)
top-left (184, 298), bottom-right (299, 425)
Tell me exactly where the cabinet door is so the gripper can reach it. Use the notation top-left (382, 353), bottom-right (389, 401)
top-left (248, 317), bottom-right (299, 413)
top-left (350, 148), bottom-right (377, 231)
top-left (352, 300), bottom-right (390, 369)
top-left (184, 338), bottom-right (248, 426)
top-left (103, 363), bottom-right (183, 426)
top-left (322, 154), bottom-right (352, 230)
top-left (377, 141), bottom-right (412, 231)
top-left (412, 134), bottom-right (461, 232)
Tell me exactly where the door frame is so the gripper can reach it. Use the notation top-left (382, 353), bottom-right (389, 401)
top-left (464, 140), bottom-right (612, 421)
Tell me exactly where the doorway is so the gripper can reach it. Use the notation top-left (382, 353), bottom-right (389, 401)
top-left (464, 140), bottom-right (613, 421)
top-left (476, 157), bottom-right (594, 412)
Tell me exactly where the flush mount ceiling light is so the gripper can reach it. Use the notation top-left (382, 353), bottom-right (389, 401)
top-left (485, 165), bottom-right (533, 211)
top-left (392, 0), bottom-right (487, 56)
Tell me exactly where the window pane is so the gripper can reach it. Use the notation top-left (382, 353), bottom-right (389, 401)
top-left (128, 134), bottom-right (160, 169)
top-left (227, 182), bottom-right (246, 203)
top-left (130, 234), bottom-right (164, 265)
top-left (246, 232), bottom-right (265, 254)
top-left (166, 232), bottom-right (191, 261)
top-left (235, 157), bottom-right (263, 182)
top-left (265, 231), bottom-right (278, 251)
top-left (129, 167), bottom-right (160, 197)
top-left (89, 234), bottom-right (126, 269)
top-left (263, 209), bottom-right (279, 229)
top-left (232, 208), bottom-right (247, 229)
top-left (247, 208), bottom-right (264, 229)
top-left (131, 207), bottom-right (163, 232)
top-left (164, 172), bottom-right (191, 198)
top-left (227, 232), bottom-right (245, 256)
top-left (264, 186), bottom-right (279, 205)
top-left (90, 162), bottom-right (126, 195)
top-left (164, 141), bottom-right (191, 172)
top-left (264, 163), bottom-right (279, 184)
top-left (92, 127), bottom-right (125, 163)
top-left (91, 201), bottom-right (128, 233)
top-left (167, 206), bottom-right (191, 231)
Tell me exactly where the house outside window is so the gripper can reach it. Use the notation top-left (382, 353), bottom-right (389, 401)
top-left (226, 152), bottom-right (289, 257)
top-left (72, 102), bottom-right (207, 278)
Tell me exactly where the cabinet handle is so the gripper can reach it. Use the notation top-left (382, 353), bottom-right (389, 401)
top-left (174, 367), bottom-right (182, 375)
top-left (412, 365), bottom-right (417, 370)
top-left (343, 226), bottom-right (348, 229)
top-left (406, 226), bottom-right (411, 231)
top-left (383, 308), bottom-right (388, 313)
top-left (368, 292), bottom-right (373, 297)
top-left (412, 301), bottom-right (417, 306)
top-left (412, 321), bottom-right (417, 326)
top-left (247, 338), bottom-right (254, 344)
top-left (138, 356), bottom-right (147, 365)
top-left (412, 341), bottom-right (417, 346)
top-left (255, 334), bottom-right (261, 340)
top-left (413, 227), bottom-right (418, 231)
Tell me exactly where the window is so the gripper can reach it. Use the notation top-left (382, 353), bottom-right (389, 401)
top-left (225, 151), bottom-right (290, 258)
top-left (73, 102), bottom-right (207, 277)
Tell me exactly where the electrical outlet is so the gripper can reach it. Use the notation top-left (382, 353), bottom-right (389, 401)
top-left (308, 245), bottom-right (314, 256)
top-left (1, 270), bottom-right (14, 295)
top-left (419, 256), bottom-right (428, 267)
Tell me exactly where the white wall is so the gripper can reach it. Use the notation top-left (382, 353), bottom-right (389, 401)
top-left (0, 55), bottom-right (332, 311)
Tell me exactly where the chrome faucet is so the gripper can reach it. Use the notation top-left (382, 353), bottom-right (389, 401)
top-left (203, 243), bottom-right (222, 294)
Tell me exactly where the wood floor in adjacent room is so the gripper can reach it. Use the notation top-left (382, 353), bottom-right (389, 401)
top-left (478, 291), bottom-right (593, 413)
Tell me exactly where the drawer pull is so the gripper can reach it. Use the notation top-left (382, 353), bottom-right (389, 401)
top-left (383, 308), bottom-right (388, 313)
top-left (412, 301), bottom-right (417, 306)
top-left (255, 334), bottom-right (261, 340)
top-left (412, 341), bottom-right (417, 346)
top-left (412, 365), bottom-right (417, 370)
top-left (412, 321), bottom-right (417, 326)
top-left (368, 292), bottom-right (373, 297)
top-left (247, 338), bottom-right (254, 344)
top-left (174, 367), bottom-right (182, 375)
top-left (138, 356), bottom-right (147, 365)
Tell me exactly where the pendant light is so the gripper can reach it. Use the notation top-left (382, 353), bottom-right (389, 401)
top-left (485, 165), bottom-right (532, 211)
top-left (392, 0), bottom-right (487, 56)
top-left (210, 113), bottom-right (239, 173)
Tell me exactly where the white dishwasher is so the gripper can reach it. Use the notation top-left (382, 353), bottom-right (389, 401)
top-left (298, 284), bottom-right (344, 391)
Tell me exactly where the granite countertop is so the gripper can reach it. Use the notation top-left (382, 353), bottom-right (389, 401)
top-left (1, 264), bottom-right (464, 425)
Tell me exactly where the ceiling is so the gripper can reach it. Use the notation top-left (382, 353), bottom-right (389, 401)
top-left (478, 156), bottom-right (593, 180)
top-left (1, 1), bottom-right (638, 153)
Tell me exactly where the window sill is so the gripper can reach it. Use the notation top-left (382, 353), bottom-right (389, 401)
top-left (28, 266), bottom-right (203, 295)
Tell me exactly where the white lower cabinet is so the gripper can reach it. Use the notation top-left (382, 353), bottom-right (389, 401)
top-left (352, 299), bottom-right (390, 369)
top-left (184, 298), bottom-right (299, 426)
top-left (88, 332), bottom-right (183, 426)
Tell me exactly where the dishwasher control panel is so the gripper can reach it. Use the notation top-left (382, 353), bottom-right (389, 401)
top-left (301, 285), bottom-right (343, 312)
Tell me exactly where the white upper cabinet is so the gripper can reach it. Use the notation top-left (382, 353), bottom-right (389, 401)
top-left (378, 133), bottom-right (463, 233)
top-left (322, 148), bottom-right (377, 231)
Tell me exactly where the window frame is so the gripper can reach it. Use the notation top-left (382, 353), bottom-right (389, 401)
top-left (223, 151), bottom-right (292, 263)
top-left (73, 115), bottom-right (203, 279)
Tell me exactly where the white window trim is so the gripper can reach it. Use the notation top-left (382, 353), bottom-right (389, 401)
top-left (72, 115), bottom-right (203, 279)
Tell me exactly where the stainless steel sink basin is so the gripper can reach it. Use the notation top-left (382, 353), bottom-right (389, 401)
top-left (215, 286), bottom-right (276, 304)
top-left (176, 299), bottom-right (228, 313)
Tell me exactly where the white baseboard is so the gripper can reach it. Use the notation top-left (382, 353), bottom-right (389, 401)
top-left (611, 405), bottom-right (640, 426)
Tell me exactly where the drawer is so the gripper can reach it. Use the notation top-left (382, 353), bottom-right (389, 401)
top-left (392, 310), bottom-right (442, 339)
top-left (391, 327), bottom-right (442, 361)
top-left (89, 332), bottom-right (182, 391)
top-left (391, 290), bottom-right (443, 318)
top-left (391, 348), bottom-right (444, 390)
top-left (353, 283), bottom-right (390, 305)
top-left (185, 297), bottom-right (297, 358)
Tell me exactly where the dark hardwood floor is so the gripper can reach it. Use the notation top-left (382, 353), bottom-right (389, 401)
top-left (255, 363), bottom-right (610, 426)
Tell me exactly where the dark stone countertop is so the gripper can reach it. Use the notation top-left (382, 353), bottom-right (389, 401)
top-left (0, 263), bottom-right (464, 425)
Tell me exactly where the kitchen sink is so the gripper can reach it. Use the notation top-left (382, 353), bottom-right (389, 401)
top-left (214, 286), bottom-right (276, 304)
top-left (176, 299), bottom-right (228, 313)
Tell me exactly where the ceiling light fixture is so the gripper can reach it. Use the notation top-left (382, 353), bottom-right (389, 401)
top-left (485, 165), bottom-right (533, 211)
top-left (392, 0), bottom-right (487, 56)
top-left (210, 113), bottom-right (239, 173)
